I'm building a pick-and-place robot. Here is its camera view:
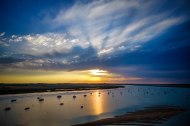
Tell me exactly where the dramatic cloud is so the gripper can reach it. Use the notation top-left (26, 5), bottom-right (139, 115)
top-left (45, 0), bottom-right (186, 56)
top-left (0, 0), bottom-right (190, 83)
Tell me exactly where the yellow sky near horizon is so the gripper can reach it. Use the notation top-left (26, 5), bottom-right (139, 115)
top-left (0, 68), bottom-right (141, 83)
top-left (0, 69), bottom-right (139, 83)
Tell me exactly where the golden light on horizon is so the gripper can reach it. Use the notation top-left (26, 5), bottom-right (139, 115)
top-left (0, 69), bottom-right (107, 83)
top-left (0, 68), bottom-right (140, 83)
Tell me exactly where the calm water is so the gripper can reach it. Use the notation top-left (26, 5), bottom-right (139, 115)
top-left (0, 85), bottom-right (190, 126)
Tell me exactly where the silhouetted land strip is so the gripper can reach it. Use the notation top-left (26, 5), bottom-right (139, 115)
top-left (73, 106), bottom-right (185, 126)
top-left (0, 84), bottom-right (124, 95)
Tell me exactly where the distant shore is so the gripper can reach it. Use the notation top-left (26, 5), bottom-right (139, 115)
top-left (124, 84), bottom-right (190, 88)
top-left (0, 84), bottom-right (124, 95)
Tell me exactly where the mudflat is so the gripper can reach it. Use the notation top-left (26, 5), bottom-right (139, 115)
top-left (74, 106), bottom-right (185, 126)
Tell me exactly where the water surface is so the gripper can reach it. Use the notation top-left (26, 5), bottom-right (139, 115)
top-left (0, 85), bottom-right (189, 126)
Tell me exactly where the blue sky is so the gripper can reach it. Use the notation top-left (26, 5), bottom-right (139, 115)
top-left (0, 0), bottom-right (190, 83)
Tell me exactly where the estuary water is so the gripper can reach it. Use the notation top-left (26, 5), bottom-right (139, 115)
top-left (0, 85), bottom-right (190, 126)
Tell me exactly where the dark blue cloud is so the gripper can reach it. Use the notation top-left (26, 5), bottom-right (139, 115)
top-left (0, 57), bottom-right (24, 64)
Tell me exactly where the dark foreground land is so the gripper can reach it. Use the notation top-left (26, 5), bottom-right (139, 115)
top-left (74, 106), bottom-right (185, 126)
top-left (0, 83), bottom-right (124, 95)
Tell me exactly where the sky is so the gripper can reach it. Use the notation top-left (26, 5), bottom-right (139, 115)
top-left (0, 0), bottom-right (190, 84)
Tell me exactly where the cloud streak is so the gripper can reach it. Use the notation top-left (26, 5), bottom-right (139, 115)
top-left (45, 0), bottom-right (186, 56)
top-left (0, 32), bottom-right (5, 37)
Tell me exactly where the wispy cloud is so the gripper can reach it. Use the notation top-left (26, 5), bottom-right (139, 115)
top-left (2, 0), bottom-right (185, 60)
top-left (0, 0), bottom-right (187, 69)
top-left (45, 0), bottom-right (186, 56)
top-left (0, 40), bottom-right (9, 46)
top-left (7, 33), bottom-right (93, 57)
top-left (0, 32), bottom-right (5, 37)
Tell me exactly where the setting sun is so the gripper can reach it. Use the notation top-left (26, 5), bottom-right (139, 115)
top-left (89, 69), bottom-right (108, 76)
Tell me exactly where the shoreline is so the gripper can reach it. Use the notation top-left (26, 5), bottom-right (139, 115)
top-left (73, 105), bottom-right (185, 126)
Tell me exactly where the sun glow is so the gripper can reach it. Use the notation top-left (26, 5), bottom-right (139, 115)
top-left (89, 69), bottom-right (108, 76)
